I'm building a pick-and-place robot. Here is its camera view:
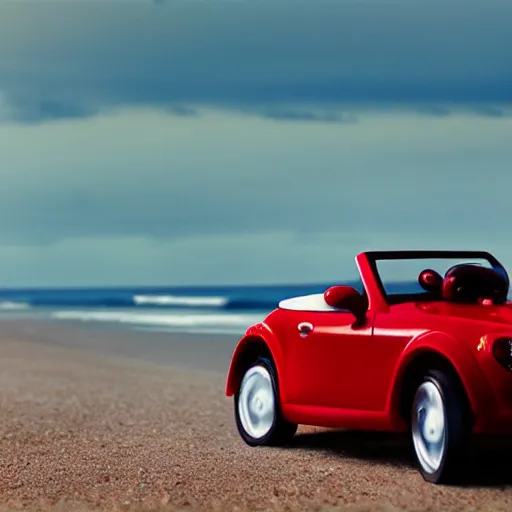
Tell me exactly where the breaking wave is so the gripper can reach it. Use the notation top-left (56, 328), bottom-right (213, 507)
top-left (131, 294), bottom-right (287, 310)
top-left (133, 294), bottom-right (229, 307)
top-left (130, 294), bottom-right (280, 311)
top-left (0, 301), bottom-right (31, 310)
top-left (0, 292), bottom-right (284, 312)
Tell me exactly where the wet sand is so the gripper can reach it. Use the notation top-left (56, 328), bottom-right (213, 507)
top-left (0, 319), bottom-right (511, 511)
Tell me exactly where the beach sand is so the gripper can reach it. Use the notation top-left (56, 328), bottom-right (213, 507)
top-left (0, 319), bottom-right (511, 511)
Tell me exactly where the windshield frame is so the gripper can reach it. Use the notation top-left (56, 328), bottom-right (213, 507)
top-left (363, 250), bottom-right (509, 306)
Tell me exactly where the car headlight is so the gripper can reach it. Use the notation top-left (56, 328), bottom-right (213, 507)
top-left (493, 337), bottom-right (512, 372)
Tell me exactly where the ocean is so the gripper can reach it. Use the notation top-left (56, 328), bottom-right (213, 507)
top-left (0, 280), bottom-right (425, 336)
top-left (0, 283), bottom-right (343, 336)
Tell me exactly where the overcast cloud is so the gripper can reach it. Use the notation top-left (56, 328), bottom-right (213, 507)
top-left (0, 0), bottom-right (511, 120)
top-left (0, 0), bottom-right (511, 286)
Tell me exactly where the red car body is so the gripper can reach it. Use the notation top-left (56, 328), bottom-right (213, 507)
top-left (226, 251), bottom-right (512, 437)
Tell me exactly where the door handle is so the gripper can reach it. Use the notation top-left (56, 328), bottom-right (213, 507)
top-left (298, 322), bottom-right (314, 336)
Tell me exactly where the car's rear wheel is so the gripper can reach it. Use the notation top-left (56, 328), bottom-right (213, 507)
top-left (410, 369), bottom-right (469, 484)
top-left (234, 357), bottom-right (297, 446)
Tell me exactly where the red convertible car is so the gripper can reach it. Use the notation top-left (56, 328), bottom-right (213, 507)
top-left (225, 250), bottom-right (512, 484)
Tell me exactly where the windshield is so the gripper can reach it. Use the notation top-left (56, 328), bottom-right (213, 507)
top-left (366, 251), bottom-right (510, 305)
top-left (376, 258), bottom-right (491, 294)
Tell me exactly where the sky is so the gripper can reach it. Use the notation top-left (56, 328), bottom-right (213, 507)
top-left (0, 0), bottom-right (511, 287)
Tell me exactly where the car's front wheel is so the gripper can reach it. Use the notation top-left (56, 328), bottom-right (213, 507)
top-left (234, 357), bottom-right (297, 446)
top-left (410, 369), bottom-right (470, 484)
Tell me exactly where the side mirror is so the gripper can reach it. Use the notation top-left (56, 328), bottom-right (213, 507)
top-left (324, 285), bottom-right (367, 325)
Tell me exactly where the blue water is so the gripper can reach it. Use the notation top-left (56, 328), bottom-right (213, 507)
top-left (0, 280), bottom-right (420, 336)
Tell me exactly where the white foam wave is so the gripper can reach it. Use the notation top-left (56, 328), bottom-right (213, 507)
top-left (0, 301), bottom-right (31, 310)
top-left (133, 294), bottom-right (228, 307)
top-left (50, 310), bottom-right (262, 335)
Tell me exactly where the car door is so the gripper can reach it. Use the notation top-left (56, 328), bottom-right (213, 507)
top-left (280, 309), bottom-right (377, 410)
top-left (369, 305), bottom-right (429, 410)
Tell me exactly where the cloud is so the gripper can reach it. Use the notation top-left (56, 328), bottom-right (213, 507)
top-left (0, 1), bottom-right (511, 286)
top-left (0, 107), bottom-right (510, 248)
top-left (164, 105), bottom-right (200, 117)
top-left (0, 0), bottom-right (511, 123)
top-left (417, 105), bottom-right (452, 118)
top-left (3, 227), bottom-right (512, 288)
top-left (0, 92), bottom-right (100, 124)
top-left (0, 104), bottom-right (510, 285)
top-left (416, 104), bottom-right (512, 119)
top-left (472, 105), bottom-right (509, 118)
top-left (257, 106), bottom-right (358, 124)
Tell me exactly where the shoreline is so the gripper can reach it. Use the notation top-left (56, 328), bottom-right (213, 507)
top-left (0, 318), bottom-right (239, 375)
top-left (0, 320), bottom-right (511, 511)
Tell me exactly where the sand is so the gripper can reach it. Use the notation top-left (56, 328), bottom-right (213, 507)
top-left (0, 319), bottom-right (511, 511)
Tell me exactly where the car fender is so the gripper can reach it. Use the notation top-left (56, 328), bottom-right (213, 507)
top-left (225, 322), bottom-right (285, 398)
top-left (386, 330), bottom-right (497, 429)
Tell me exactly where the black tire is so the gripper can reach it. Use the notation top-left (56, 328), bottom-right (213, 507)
top-left (410, 369), bottom-right (470, 484)
top-left (234, 357), bottom-right (298, 447)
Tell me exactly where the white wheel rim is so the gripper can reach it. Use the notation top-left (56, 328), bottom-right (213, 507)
top-left (238, 365), bottom-right (275, 439)
top-left (411, 381), bottom-right (447, 474)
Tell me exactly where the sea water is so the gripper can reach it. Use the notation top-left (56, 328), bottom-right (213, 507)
top-left (0, 280), bottom-right (421, 336)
